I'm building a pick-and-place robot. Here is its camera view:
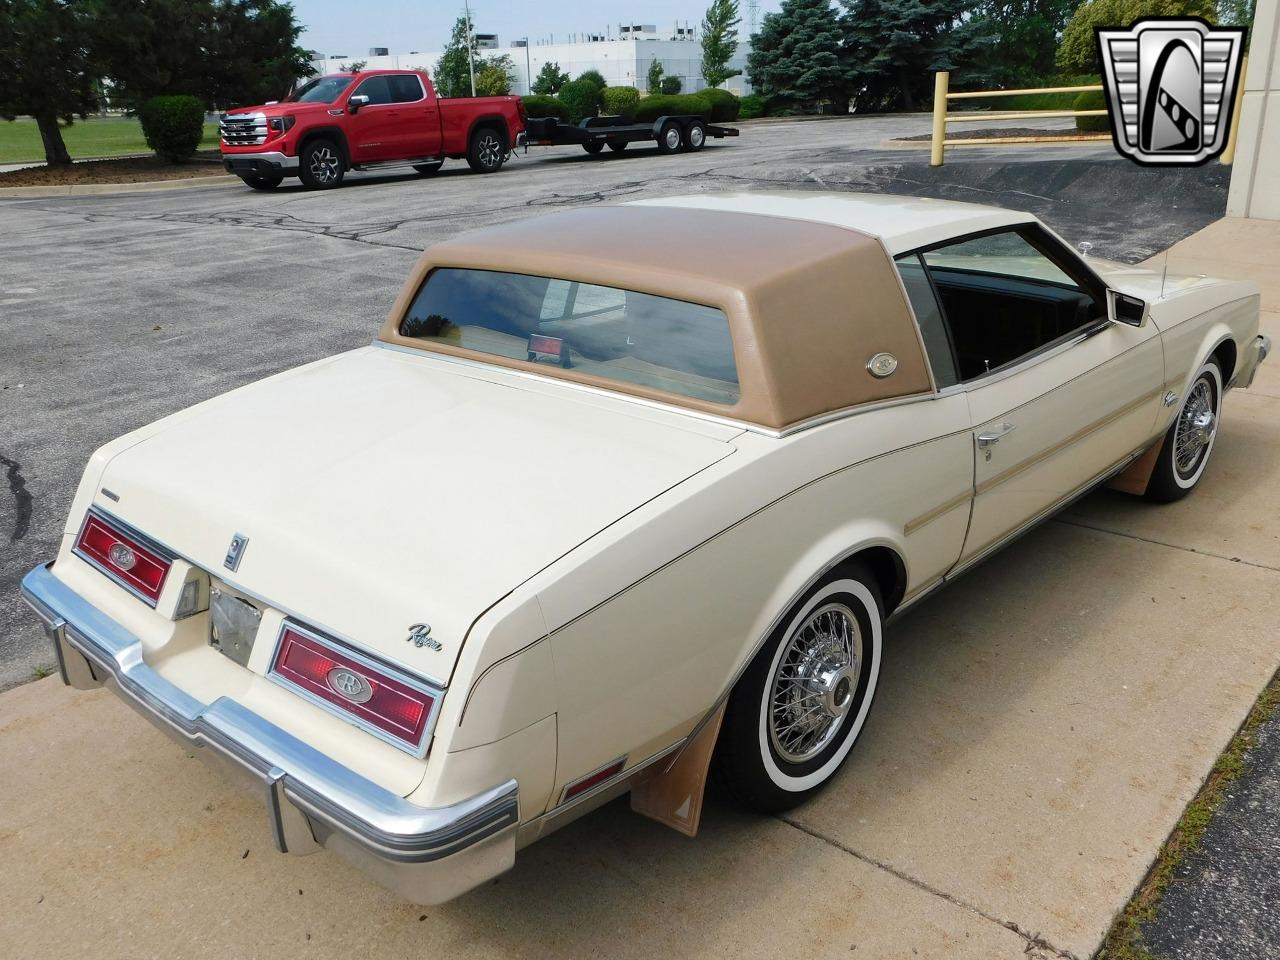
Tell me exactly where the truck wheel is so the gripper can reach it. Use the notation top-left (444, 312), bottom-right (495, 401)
top-left (467, 127), bottom-right (506, 173)
top-left (413, 161), bottom-right (443, 176)
top-left (607, 142), bottom-right (628, 153)
top-left (298, 139), bottom-right (344, 189)
top-left (582, 141), bottom-right (605, 155)
top-left (239, 172), bottom-right (283, 191)
top-left (683, 120), bottom-right (707, 152)
top-left (658, 121), bottom-right (682, 154)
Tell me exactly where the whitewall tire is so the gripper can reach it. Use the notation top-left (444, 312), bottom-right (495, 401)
top-left (1146, 358), bottom-right (1222, 502)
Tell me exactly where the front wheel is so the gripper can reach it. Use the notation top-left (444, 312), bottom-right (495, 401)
top-left (467, 127), bottom-right (506, 173)
top-left (714, 564), bottom-right (883, 813)
top-left (1146, 358), bottom-right (1223, 502)
top-left (239, 172), bottom-right (283, 191)
top-left (298, 139), bottom-right (344, 189)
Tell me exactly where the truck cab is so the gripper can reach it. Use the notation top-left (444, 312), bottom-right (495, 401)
top-left (220, 69), bottom-right (526, 190)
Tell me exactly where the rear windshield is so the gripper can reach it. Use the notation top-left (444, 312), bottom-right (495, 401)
top-left (399, 268), bottom-right (740, 404)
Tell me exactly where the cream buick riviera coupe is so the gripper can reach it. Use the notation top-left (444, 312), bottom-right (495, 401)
top-left (22, 193), bottom-right (1269, 903)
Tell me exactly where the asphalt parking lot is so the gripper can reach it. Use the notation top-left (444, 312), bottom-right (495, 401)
top-left (1, 114), bottom-right (1270, 959)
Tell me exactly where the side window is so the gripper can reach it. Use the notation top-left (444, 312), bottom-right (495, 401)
top-left (919, 228), bottom-right (1105, 381)
top-left (353, 75), bottom-right (393, 105)
top-left (389, 75), bottom-right (425, 103)
top-left (894, 253), bottom-right (958, 389)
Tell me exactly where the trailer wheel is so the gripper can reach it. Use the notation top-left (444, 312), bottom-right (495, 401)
top-left (467, 127), bottom-right (506, 173)
top-left (658, 121), bottom-right (682, 154)
top-left (607, 141), bottom-right (628, 153)
top-left (582, 141), bottom-right (605, 155)
top-left (683, 120), bottom-right (707, 152)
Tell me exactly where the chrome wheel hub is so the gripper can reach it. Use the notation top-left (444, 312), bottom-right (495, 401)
top-left (309, 146), bottom-right (339, 183)
top-left (690, 126), bottom-right (704, 147)
top-left (478, 134), bottom-right (501, 167)
top-left (665, 128), bottom-right (681, 149)
top-left (768, 603), bottom-right (862, 763)
top-left (1174, 378), bottom-right (1216, 474)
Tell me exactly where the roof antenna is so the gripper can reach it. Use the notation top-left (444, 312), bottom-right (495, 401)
top-left (1160, 247), bottom-right (1169, 300)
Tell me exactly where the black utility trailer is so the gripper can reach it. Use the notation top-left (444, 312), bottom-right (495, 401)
top-left (523, 114), bottom-right (739, 155)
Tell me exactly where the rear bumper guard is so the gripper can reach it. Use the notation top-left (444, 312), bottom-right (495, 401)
top-left (20, 562), bottom-right (518, 905)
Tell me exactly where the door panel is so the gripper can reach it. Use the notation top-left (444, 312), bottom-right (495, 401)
top-left (388, 74), bottom-right (442, 157)
top-left (346, 76), bottom-right (398, 162)
top-left (960, 322), bottom-right (1163, 562)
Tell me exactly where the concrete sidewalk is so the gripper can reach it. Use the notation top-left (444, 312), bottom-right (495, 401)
top-left (2, 218), bottom-right (1279, 960)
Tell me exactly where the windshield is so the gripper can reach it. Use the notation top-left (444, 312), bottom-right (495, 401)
top-left (399, 268), bottom-right (740, 404)
top-left (287, 75), bottom-right (353, 103)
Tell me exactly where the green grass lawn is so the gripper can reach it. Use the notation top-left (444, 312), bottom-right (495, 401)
top-left (0, 116), bottom-right (220, 164)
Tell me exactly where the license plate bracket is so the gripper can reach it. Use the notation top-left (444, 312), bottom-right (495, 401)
top-left (209, 586), bottom-right (262, 667)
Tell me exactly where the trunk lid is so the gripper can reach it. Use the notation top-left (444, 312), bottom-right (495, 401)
top-left (98, 346), bottom-right (737, 683)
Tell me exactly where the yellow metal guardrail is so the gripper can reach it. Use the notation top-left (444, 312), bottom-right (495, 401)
top-left (929, 63), bottom-right (1248, 167)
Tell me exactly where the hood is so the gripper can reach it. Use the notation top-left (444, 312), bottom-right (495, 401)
top-left (97, 346), bottom-right (737, 684)
top-left (1087, 257), bottom-right (1240, 303)
top-left (224, 100), bottom-right (334, 119)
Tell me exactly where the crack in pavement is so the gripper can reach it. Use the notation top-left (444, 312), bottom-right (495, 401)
top-left (0, 454), bottom-right (33, 542)
top-left (776, 815), bottom-right (1082, 960)
top-left (1052, 517), bottom-right (1280, 574)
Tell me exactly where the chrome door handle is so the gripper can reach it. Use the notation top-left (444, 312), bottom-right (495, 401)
top-left (976, 422), bottom-right (1016, 447)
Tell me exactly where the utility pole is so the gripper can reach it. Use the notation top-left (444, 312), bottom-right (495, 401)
top-left (521, 37), bottom-right (532, 95)
top-left (463, 0), bottom-right (477, 97)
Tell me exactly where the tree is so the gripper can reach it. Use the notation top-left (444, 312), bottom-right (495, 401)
top-left (840, 0), bottom-right (985, 112)
top-left (475, 54), bottom-right (514, 96)
top-left (0, 0), bottom-right (98, 166)
top-left (338, 60), bottom-right (367, 72)
top-left (701, 0), bottom-right (742, 88)
top-left (1057, 0), bottom-right (1218, 72)
top-left (434, 14), bottom-right (479, 97)
top-left (204, 0), bottom-right (314, 107)
top-left (576, 68), bottom-right (607, 89)
top-left (647, 58), bottom-right (664, 93)
top-left (746, 0), bottom-right (845, 113)
top-left (531, 60), bottom-right (568, 94)
top-left (963, 0), bottom-right (1078, 88)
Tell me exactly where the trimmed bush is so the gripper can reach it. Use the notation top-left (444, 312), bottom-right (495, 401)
top-left (635, 94), bottom-right (713, 123)
top-left (1074, 89), bottom-right (1110, 132)
top-left (699, 88), bottom-right (740, 122)
top-left (576, 68), bottom-right (607, 90)
top-left (659, 76), bottom-right (683, 95)
top-left (521, 95), bottom-right (570, 121)
top-left (139, 95), bottom-right (205, 162)
top-left (601, 86), bottom-right (641, 120)
top-left (558, 78), bottom-right (603, 123)
top-left (738, 94), bottom-right (768, 120)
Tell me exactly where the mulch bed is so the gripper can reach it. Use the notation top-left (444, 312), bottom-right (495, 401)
top-left (894, 126), bottom-right (1108, 142)
top-left (0, 152), bottom-right (227, 187)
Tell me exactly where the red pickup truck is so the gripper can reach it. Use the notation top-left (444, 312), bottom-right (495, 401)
top-left (219, 69), bottom-right (526, 190)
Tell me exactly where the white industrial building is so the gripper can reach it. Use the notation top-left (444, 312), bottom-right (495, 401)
top-left (309, 23), bottom-right (752, 96)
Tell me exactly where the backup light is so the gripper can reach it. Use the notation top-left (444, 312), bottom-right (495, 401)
top-left (74, 510), bottom-right (173, 606)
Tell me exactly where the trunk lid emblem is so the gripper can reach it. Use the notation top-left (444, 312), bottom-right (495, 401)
top-left (407, 623), bottom-right (442, 651)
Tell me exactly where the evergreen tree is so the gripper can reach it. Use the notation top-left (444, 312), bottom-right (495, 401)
top-left (701, 0), bottom-right (742, 88)
top-left (531, 60), bottom-right (568, 94)
top-left (746, 0), bottom-right (845, 112)
top-left (964, 0), bottom-right (1078, 87)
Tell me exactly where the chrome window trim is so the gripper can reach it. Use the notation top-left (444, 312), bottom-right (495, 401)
top-left (267, 617), bottom-right (445, 760)
top-left (72, 506), bottom-right (177, 609)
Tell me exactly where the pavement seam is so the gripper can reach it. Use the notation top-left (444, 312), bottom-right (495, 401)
top-left (775, 814), bottom-right (1082, 960)
top-left (1051, 517), bottom-right (1280, 574)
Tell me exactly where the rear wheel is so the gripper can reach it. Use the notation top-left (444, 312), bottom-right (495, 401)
top-left (1146, 358), bottom-right (1223, 502)
top-left (658, 120), bottom-right (682, 154)
top-left (582, 141), bottom-right (605, 155)
top-left (467, 127), bottom-right (506, 173)
top-left (714, 563), bottom-right (883, 813)
top-left (298, 139), bottom-right (343, 189)
top-left (682, 120), bottom-right (707, 152)
top-left (239, 172), bottom-right (283, 191)
top-left (413, 161), bottom-right (443, 176)
top-left (607, 141), bottom-right (628, 153)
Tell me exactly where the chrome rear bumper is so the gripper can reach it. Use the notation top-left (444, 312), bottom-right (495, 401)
top-left (20, 563), bottom-right (518, 905)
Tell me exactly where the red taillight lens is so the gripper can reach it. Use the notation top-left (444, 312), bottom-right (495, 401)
top-left (74, 511), bottom-right (172, 606)
top-left (563, 757), bottom-right (627, 801)
top-left (271, 625), bottom-right (435, 753)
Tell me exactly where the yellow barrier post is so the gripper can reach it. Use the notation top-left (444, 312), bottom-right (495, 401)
top-left (1221, 54), bottom-right (1248, 165)
top-left (931, 71), bottom-right (949, 167)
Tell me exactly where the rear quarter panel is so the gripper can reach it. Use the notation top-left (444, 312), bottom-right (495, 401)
top-left (438, 97), bottom-right (523, 153)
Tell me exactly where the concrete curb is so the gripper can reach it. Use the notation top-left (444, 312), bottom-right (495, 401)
top-left (0, 173), bottom-right (240, 199)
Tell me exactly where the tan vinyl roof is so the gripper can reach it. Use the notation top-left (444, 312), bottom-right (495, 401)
top-left (378, 205), bottom-right (931, 430)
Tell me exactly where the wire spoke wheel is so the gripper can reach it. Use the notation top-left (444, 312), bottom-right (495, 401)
top-left (1174, 377), bottom-right (1217, 477)
top-left (767, 603), bottom-right (862, 763)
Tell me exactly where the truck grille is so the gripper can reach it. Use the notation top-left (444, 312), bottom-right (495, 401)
top-left (220, 112), bottom-right (267, 146)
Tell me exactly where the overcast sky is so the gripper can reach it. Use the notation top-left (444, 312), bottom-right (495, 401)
top-left (290, 0), bottom-right (779, 56)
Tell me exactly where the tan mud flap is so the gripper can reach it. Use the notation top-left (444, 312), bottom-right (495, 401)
top-left (1108, 442), bottom-right (1161, 496)
top-left (630, 705), bottom-right (725, 837)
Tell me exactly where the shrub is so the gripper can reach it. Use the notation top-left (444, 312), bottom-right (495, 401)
top-left (1074, 89), bottom-right (1111, 132)
top-left (738, 94), bottom-right (768, 119)
top-left (659, 76), bottom-right (683, 95)
top-left (699, 88), bottom-right (740, 122)
top-left (601, 86), bottom-right (641, 120)
top-left (138, 95), bottom-right (205, 162)
top-left (521, 95), bottom-right (570, 121)
top-left (634, 94), bottom-right (713, 123)
top-left (558, 78), bottom-right (603, 123)
top-left (576, 68), bottom-right (608, 90)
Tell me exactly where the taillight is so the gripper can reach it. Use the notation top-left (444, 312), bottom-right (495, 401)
top-left (270, 622), bottom-right (438, 755)
top-left (74, 509), bottom-right (173, 606)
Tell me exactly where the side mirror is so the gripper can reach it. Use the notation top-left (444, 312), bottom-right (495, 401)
top-left (347, 94), bottom-right (370, 113)
top-left (1107, 289), bottom-right (1147, 327)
